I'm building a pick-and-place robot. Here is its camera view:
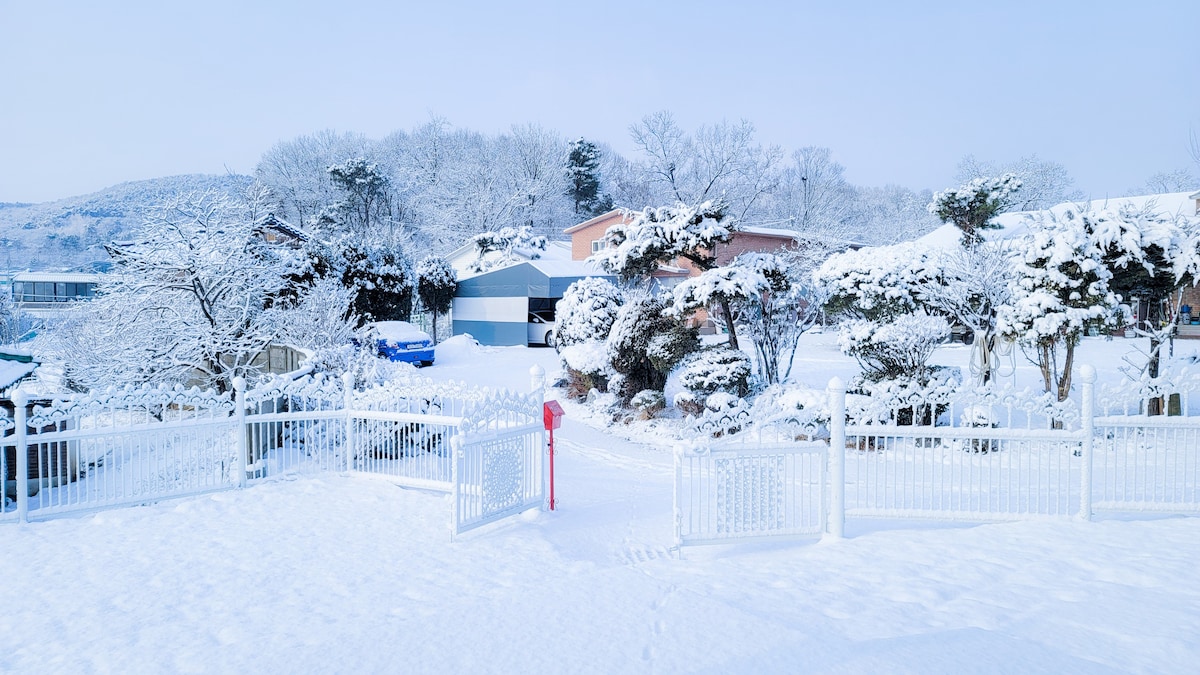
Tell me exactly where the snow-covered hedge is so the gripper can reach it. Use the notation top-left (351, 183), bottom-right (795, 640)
top-left (838, 311), bottom-right (950, 383)
top-left (678, 347), bottom-right (751, 399)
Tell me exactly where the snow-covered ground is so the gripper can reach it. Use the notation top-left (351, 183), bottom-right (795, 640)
top-left (2, 333), bottom-right (1198, 673)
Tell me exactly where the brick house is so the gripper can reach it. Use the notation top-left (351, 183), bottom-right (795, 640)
top-left (563, 209), bottom-right (810, 283)
top-left (564, 209), bottom-right (850, 333)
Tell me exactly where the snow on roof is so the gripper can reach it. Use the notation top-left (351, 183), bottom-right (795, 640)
top-left (738, 225), bottom-right (800, 238)
top-left (0, 359), bottom-right (37, 390)
top-left (563, 209), bottom-right (624, 234)
top-left (917, 191), bottom-right (1199, 250)
top-left (12, 272), bottom-right (104, 283)
top-left (526, 259), bottom-right (610, 277)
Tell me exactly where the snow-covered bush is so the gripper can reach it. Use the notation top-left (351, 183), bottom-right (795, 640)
top-left (630, 389), bottom-right (666, 420)
top-left (415, 256), bottom-right (456, 343)
top-left (838, 311), bottom-right (950, 384)
top-left (555, 277), bottom-right (625, 400)
top-left (606, 295), bottom-right (698, 404)
top-left (555, 277), bottom-right (624, 348)
top-left (815, 241), bottom-right (940, 321)
top-left (678, 347), bottom-right (752, 399)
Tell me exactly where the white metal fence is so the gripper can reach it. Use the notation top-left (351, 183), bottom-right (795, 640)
top-left (676, 364), bottom-right (1200, 548)
top-left (1, 371), bottom-right (546, 537)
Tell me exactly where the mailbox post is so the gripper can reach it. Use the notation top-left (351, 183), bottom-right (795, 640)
top-left (543, 400), bottom-right (564, 510)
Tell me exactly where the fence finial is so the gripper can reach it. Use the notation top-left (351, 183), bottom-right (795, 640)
top-left (1078, 364), bottom-right (1096, 383)
top-left (530, 364), bottom-right (546, 397)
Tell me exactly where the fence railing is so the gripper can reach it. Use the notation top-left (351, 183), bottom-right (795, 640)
top-left (1, 370), bottom-right (547, 537)
top-left (676, 364), bottom-right (1200, 548)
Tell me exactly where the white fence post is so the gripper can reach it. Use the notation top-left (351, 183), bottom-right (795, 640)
top-left (1078, 364), bottom-right (1096, 522)
top-left (827, 377), bottom-right (846, 540)
top-left (529, 364), bottom-right (546, 400)
top-left (13, 389), bottom-right (28, 523)
top-left (233, 377), bottom-right (248, 488)
top-left (342, 372), bottom-right (355, 473)
top-left (672, 444), bottom-right (683, 552)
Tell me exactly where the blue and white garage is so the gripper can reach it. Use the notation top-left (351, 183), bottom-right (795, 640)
top-left (452, 261), bottom-right (613, 346)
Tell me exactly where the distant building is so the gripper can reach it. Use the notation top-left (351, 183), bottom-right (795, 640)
top-left (9, 271), bottom-right (102, 319)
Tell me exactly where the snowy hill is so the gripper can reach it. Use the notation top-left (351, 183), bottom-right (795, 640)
top-left (0, 174), bottom-right (253, 271)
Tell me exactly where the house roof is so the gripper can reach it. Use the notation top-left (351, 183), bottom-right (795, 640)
top-left (255, 213), bottom-right (309, 241)
top-left (0, 358), bottom-right (37, 391)
top-left (12, 272), bottom-right (103, 283)
top-left (563, 209), bottom-right (624, 234)
top-left (1189, 190), bottom-right (1200, 200)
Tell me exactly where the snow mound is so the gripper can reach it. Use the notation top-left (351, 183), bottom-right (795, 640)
top-left (434, 334), bottom-right (483, 366)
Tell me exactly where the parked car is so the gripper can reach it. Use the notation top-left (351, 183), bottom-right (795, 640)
top-left (370, 321), bottom-right (435, 366)
top-left (528, 310), bottom-right (556, 347)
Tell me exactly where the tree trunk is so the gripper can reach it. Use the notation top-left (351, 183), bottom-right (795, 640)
top-left (719, 297), bottom-right (739, 350)
top-left (430, 310), bottom-right (439, 344)
top-left (1147, 335), bottom-right (1163, 416)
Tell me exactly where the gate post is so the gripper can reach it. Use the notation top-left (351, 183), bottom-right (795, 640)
top-left (13, 389), bottom-right (28, 523)
top-left (827, 377), bottom-right (846, 540)
top-left (342, 372), bottom-right (356, 473)
top-left (233, 377), bottom-right (248, 488)
top-left (1078, 364), bottom-right (1096, 522)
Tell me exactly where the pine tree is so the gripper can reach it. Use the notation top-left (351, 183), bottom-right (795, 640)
top-left (566, 138), bottom-right (603, 216)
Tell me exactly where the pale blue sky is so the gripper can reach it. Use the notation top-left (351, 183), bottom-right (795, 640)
top-left (2, 0), bottom-right (1196, 203)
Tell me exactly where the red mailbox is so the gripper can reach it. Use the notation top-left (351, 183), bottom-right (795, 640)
top-left (543, 400), bottom-right (564, 430)
top-left (542, 400), bottom-right (564, 510)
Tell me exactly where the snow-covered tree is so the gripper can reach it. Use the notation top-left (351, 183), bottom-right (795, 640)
top-left (592, 201), bottom-right (740, 344)
top-left (1130, 169), bottom-right (1197, 196)
top-left (0, 292), bottom-right (22, 344)
top-left (53, 191), bottom-right (304, 392)
top-left (928, 174), bottom-right (1022, 246)
top-left (469, 225), bottom-right (547, 273)
top-left (847, 185), bottom-right (941, 245)
top-left (566, 138), bottom-right (612, 217)
top-left (999, 211), bottom-right (1122, 402)
top-left (606, 294), bottom-right (698, 404)
top-left (1087, 204), bottom-right (1200, 410)
top-left (255, 130), bottom-right (373, 228)
top-left (339, 242), bottom-right (413, 324)
top-left (629, 112), bottom-right (781, 219)
top-left (765, 147), bottom-right (857, 238)
top-left (272, 276), bottom-right (359, 373)
top-left (737, 250), bottom-right (827, 385)
top-left (415, 256), bottom-right (456, 343)
top-left (326, 157), bottom-right (394, 236)
top-left (918, 243), bottom-right (1014, 385)
top-left (955, 155), bottom-right (1082, 211)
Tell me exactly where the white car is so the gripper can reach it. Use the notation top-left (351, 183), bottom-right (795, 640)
top-left (527, 310), bottom-right (556, 347)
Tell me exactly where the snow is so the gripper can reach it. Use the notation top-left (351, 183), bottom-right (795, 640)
top-left (2, 333), bottom-right (1199, 672)
top-left (369, 321), bottom-right (431, 345)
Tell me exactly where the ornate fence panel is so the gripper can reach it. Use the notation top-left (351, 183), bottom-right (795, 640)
top-left (15, 385), bottom-right (238, 519)
top-left (1092, 416), bottom-right (1200, 513)
top-left (674, 420), bottom-right (828, 548)
top-left (838, 374), bottom-right (1090, 522)
top-left (453, 423), bottom-right (546, 536)
top-left (452, 389), bottom-right (546, 536)
top-left (243, 374), bottom-right (348, 480)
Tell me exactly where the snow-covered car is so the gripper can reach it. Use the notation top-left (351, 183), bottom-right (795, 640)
top-left (528, 310), bottom-right (556, 347)
top-left (370, 321), bottom-right (435, 366)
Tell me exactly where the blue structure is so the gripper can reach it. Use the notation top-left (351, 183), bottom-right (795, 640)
top-left (452, 261), bottom-right (614, 346)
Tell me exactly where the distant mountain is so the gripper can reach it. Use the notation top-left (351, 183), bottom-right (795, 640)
top-left (0, 174), bottom-right (254, 272)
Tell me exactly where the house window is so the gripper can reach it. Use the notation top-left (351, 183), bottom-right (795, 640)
top-left (591, 239), bottom-right (604, 254)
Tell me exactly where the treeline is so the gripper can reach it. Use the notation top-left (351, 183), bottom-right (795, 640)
top-left (254, 112), bottom-right (948, 253)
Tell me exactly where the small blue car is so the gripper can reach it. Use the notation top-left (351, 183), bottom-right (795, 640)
top-left (370, 321), bottom-right (435, 367)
